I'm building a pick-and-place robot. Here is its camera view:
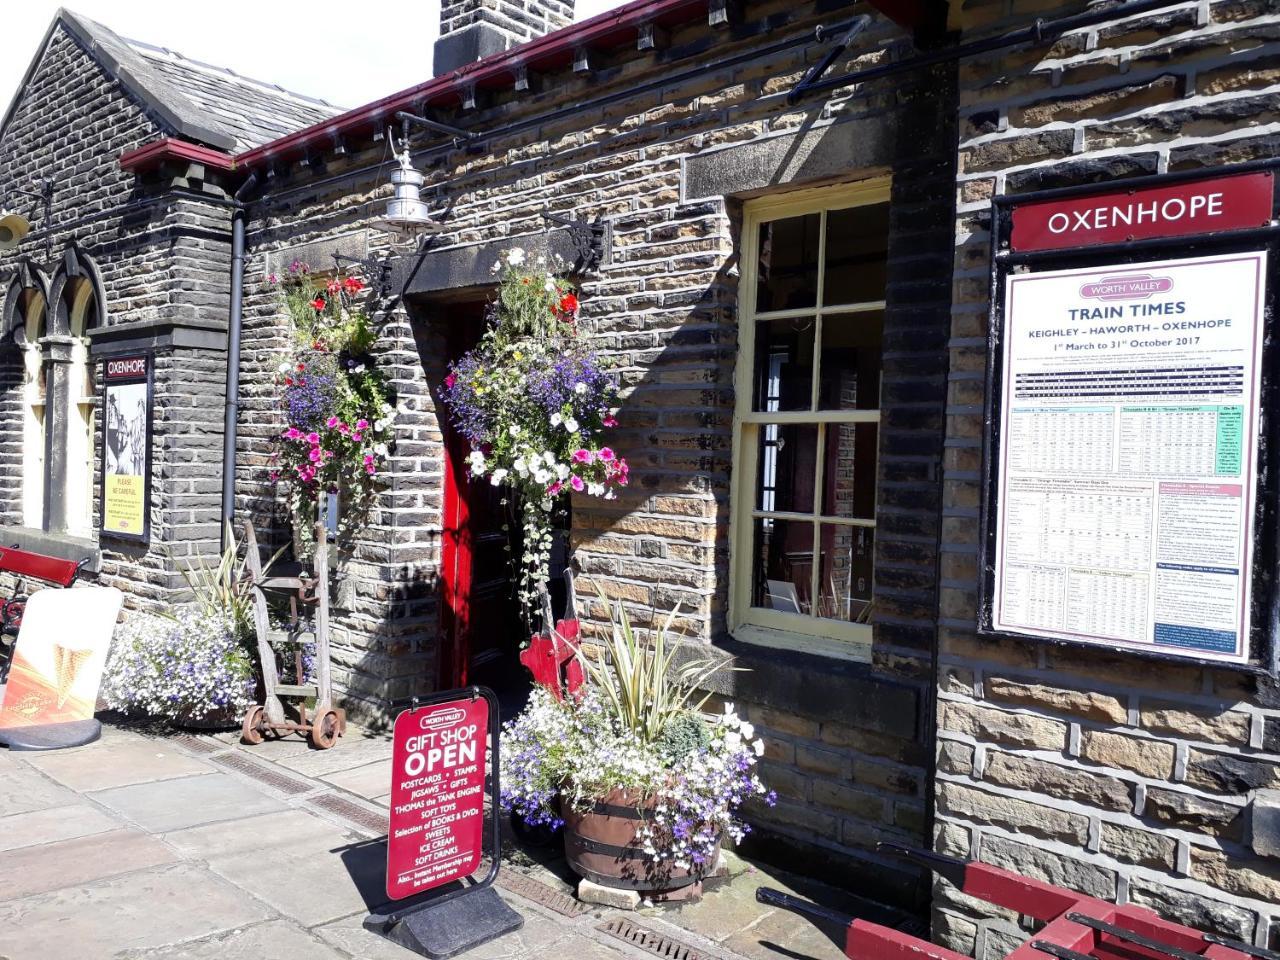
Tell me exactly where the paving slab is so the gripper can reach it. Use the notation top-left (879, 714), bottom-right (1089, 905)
top-left (0, 828), bottom-right (177, 901)
top-left (119, 919), bottom-right (348, 960)
top-left (0, 801), bottom-right (119, 852)
top-left (25, 733), bottom-right (212, 791)
top-left (315, 895), bottom-right (572, 960)
top-left (0, 862), bottom-right (273, 960)
top-left (321, 757), bottom-right (394, 799)
top-left (92, 773), bottom-right (287, 833)
top-left (273, 737), bottom-right (394, 777)
top-left (167, 807), bottom-right (384, 926)
top-left (0, 763), bottom-right (80, 816)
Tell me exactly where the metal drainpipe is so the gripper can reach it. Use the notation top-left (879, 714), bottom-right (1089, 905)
top-left (220, 173), bottom-right (259, 553)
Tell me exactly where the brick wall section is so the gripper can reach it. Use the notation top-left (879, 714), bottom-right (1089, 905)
top-left (439, 0), bottom-right (574, 44)
top-left (238, 0), bottom-right (952, 908)
top-left (935, 0), bottom-right (1280, 955)
top-left (0, 26), bottom-right (233, 610)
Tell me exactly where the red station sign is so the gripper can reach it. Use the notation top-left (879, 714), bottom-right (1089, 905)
top-left (386, 697), bottom-right (489, 901)
top-left (1010, 171), bottom-right (1275, 252)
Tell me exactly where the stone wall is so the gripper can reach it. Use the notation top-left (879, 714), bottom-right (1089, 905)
top-left (0, 25), bottom-right (233, 609)
top-left (935, 0), bottom-right (1280, 954)
top-left (239, 0), bottom-right (954, 912)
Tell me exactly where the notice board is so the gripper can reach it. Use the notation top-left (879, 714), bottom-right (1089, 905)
top-left (100, 353), bottom-right (152, 542)
top-left (980, 166), bottom-right (1279, 670)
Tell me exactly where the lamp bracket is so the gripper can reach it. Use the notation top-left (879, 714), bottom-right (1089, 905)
top-left (395, 111), bottom-right (479, 150)
top-left (540, 211), bottom-right (607, 273)
top-left (331, 252), bottom-right (393, 298)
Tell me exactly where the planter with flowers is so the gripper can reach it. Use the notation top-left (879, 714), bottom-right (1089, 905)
top-left (441, 247), bottom-right (628, 625)
top-left (500, 602), bottom-right (774, 895)
top-left (268, 261), bottom-right (395, 558)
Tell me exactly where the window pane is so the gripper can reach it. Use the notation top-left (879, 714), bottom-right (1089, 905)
top-left (821, 423), bottom-right (877, 520)
top-left (817, 523), bottom-right (874, 623)
top-left (752, 517), bottom-right (814, 615)
top-left (823, 202), bottom-right (889, 306)
top-left (818, 311), bottom-right (883, 411)
top-left (756, 214), bottom-right (819, 312)
top-left (756, 423), bottom-right (818, 514)
top-left (753, 317), bottom-right (815, 411)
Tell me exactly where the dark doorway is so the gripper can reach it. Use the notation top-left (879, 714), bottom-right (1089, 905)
top-left (434, 301), bottom-right (528, 702)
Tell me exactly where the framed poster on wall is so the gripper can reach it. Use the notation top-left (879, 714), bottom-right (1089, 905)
top-left (100, 353), bottom-right (152, 542)
top-left (979, 165), bottom-right (1279, 670)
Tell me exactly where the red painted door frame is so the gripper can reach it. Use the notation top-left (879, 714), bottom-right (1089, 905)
top-left (440, 417), bottom-right (474, 690)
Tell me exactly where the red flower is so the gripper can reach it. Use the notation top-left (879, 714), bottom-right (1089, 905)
top-left (326, 280), bottom-right (342, 295)
top-left (312, 340), bottom-right (324, 351)
top-left (444, 373), bottom-right (457, 389)
top-left (343, 277), bottom-right (365, 294)
top-left (311, 296), bottom-right (326, 311)
top-left (296, 362), bottom-right (306, 372)
top-left (559, 293), bottom-right (579, 314)
top-left (284, 376), bottom-right (294, 386)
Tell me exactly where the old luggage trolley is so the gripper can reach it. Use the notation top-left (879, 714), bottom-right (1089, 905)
top-left (758, 844), bottom-right (1274, 960)
top-left (240, 520), bottom-right (346, 749)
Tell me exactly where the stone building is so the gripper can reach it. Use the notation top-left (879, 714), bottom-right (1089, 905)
top-left (1, 0), bottom-right (1278, 954)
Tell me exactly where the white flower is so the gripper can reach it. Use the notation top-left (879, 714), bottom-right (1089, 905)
top-left (740, 721), bottom-right (755, 740)
top-left (550, 413), bottom-right (562, 427)
top-left (491, 468), bottom-right (508, 484)
top-left (529, 453), bottom-right (543, 469)
top-left (544, 278), bottom-right (557, 293)
top-left (564, 418), bottom-right (579, 433)
top-left (375, 443), bottom-right (390, 457)
top-left (508, 424), bottom-right (521, 437)
top-left (587, 482), bottom-right (604, 496)
top-left (277, 361), bottom-right (291, 373)
top-left (491, 260), bottom-right (502, 274)
top-left (753, 739), bottom-right (766, 757)
top-left (724, 702), bottom-right (735, 716)
top-left (604, 489), bottom-right (616, 500)
top-left (574, 382), bottom-right (587, 395)
top-left (556, 463), bottom-right (570, 480)
top-left (353, 363), bottom-right (366, 374)
top-left (508, 247), bottom-right (526, 266)
top-left (469, 451), bottom-right (485, 467)
top-left (534, 469), bottom-right (550, 484)
top-left (513, 458), bottom-right (527, 475)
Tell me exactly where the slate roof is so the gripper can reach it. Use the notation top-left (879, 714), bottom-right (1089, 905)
top-left (1, 8), bottom-right (344, 153)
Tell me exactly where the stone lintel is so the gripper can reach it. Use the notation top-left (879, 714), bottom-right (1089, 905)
top-left (682, 116), bottom-right (897, 202)
top-left (87, 317), bottom-right (228, 356)
top-left (397, 228), bottom-right (589, 297)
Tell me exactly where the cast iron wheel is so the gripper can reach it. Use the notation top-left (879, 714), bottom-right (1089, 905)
top-left (241, 704), bottom-right (266, 745)
top-left (310, 708), bottom-right (341, 749)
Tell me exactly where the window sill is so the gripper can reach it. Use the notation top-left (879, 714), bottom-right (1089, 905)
top-left (3, 527), bottom-right (101, 572)
top-left (731, 622), bottom-right (872, 665)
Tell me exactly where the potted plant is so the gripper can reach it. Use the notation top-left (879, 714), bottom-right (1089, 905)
top-left (500, 603), bottom-right (774, 894)
top-left (441, 248), bottom-right (628, 627)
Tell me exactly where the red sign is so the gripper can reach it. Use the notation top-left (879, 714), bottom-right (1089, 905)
top-left (386, 697), bottom-right (489, 900)
top-left (104, 355), bottom-right (148, 382)
top-left (1010, 171), bottom-right (1274, 252)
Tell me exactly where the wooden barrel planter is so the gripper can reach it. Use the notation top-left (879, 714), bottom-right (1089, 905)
top-left (563, 788), bottom-right (719, 892)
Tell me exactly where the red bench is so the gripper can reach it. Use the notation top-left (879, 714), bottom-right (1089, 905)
top-left (0, 546), bottom-right (88, 678)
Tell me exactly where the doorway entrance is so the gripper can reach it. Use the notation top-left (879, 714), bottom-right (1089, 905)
top-left (436, 301), bottom-right (528, 700)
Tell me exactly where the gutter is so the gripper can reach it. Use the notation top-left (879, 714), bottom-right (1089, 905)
top-left (220, 171), bottom-right (259, 551)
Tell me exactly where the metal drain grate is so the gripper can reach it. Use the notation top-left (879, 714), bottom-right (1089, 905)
top-left (597, 917), bottom-right (712, 960)
top-left (210, 752), bottom-right (314, 795)
top-left (497, 870), bottom-right (591, 918)
top-left (170, 734), bottom-right (221, 755)
top-left (309, 792), bottom-right (389, 835)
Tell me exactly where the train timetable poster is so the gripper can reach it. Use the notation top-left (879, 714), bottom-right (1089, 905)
top-left (992, 252), bottom-right (1268, 663)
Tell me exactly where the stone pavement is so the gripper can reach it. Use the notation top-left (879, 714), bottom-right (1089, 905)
top-left (0, 718), bottom-right (877, 960)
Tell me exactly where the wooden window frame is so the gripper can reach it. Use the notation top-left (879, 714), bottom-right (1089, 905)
top-left (728, 179), bottom-right (891, 662)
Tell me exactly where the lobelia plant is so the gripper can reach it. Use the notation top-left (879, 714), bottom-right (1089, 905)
top-left (500, 601), bottom-right (774, 871)
top-left (267, 261), bottom-right (396, 558)
top-left (101, 607), bottom-right (256, 723)
top-left (441, 248), bottom-right (629, 625)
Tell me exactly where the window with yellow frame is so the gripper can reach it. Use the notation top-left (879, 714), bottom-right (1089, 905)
top-left (729, 179), bottom-right (891, 660)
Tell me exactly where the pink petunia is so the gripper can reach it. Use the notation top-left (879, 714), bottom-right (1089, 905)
top-left (308, 448), bottom-right (322, 462)
top-left (352, 432), bottom-right (363, 442)
top-left (356, 419), bottom-right (370, 430)
top-left (572, 449), bottom-right (593, 464)
top-left (547, 481), bottom-right (563, 496)
top-left (338, 423), bottom-right (351, 435)
top-left (603, 416), bottom-right (618, 428)
top-left (569, 476), bottom-right (585, 492)
top-left (327, 416), bottom-right (340, 428)
top-left (444, 373), bottom-right (457, 389)
top-left (363, 453), bottom-right (375, 465)
top-left (285, 427), bottom-right (301, 440)
top-left (306, 432), bottom-right (320, 445)
top-left (598, 447), bottom-right (615, 462)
